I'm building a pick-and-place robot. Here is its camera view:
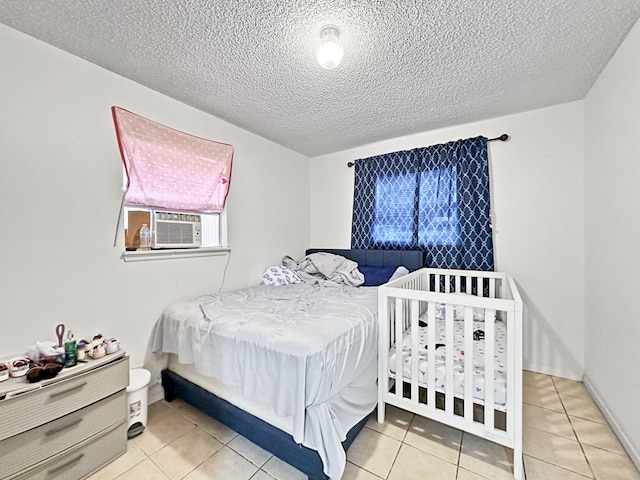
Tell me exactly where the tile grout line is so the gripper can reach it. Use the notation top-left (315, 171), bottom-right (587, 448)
top-left (380, 414), bottom-right (416, 480)
top-left (454, 431), bottom-right (464, 480)
top-left (176, 408), bottom-right (262, 480)
top-left (109, 379), bottom-right (637, 480)
top-left (346, 460), bottom-right (386, 480)
top-left (147, 405), bottom-right (250, 480)
top-left (147, 427), bottom-right (218, 480)
top-left (552, 376), bottom-right (597, 480)
top-left (249, 468), bottom-right (277, 480)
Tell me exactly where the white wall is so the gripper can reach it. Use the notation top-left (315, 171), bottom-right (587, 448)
top-left (0, 25), bottom-right (310, 369)
top-left (310, 102), bottom-right (585, 379)
top-left (584, 17), bottom-right (640, 466)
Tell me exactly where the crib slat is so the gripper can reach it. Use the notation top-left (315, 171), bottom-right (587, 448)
top-left (512, 281), bottom-right (524, 480)
top-left (395, 299), bottom-right (404, 399)
top-left (378, 287), bottom-right (389, 423)
top-left (489, 278), bottom-right (496, 298)
top-left (463, 305), bottom-right (474, 422)
top-left (506, 308), bottom-right (515, 440)
top-left (484, 308), bottom-right (496, 430)
top-left (445, 300), bottom-right (455, 415)
top-left (410, 299), bottom-right (420, 402)
top-left (427, 301), bottom-right (437, 409)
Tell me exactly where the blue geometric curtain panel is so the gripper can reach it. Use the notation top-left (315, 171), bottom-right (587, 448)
top-left (351, 136), bottom-right (494, 271)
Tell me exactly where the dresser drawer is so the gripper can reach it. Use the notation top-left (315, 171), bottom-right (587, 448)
top-left (0, 356), bottom-right (129, 441)
top-left (11, 421), bottom-right (127, 480)
top-left (0, 391), bottom-right (126, 479)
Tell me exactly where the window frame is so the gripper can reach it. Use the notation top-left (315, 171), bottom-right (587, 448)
top-left (122, 207), bottom-right (229, 260)
top-left (120, 166), bottom-right (230, 261)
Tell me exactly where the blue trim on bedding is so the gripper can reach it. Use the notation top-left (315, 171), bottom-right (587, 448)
top-left (161, 369), bottom-right (371, 480)
top-left (305, 248), bottom-right (426, 272)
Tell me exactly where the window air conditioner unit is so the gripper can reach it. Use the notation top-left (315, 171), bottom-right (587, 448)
top-left (151, 210), bottom-right (202, 249)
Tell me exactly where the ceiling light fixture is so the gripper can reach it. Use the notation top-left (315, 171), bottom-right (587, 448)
top-left (316, 25), bottom-right (343, 70)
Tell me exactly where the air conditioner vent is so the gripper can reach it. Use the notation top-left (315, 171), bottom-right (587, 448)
top-left (152, 210), bottom-right (202, 249)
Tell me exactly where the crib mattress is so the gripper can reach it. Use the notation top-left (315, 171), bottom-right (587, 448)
top-left (388, 315), bottom-right (508, 407)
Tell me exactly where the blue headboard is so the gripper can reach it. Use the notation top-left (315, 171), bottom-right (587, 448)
top-left (305, 248), bottom-right (426, 272)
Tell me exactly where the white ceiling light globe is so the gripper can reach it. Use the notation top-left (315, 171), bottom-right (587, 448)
top-left (316, 25), bottom-right (343, 70)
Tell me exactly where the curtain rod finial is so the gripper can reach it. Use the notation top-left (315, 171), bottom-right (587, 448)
top-left (488, 133), bottom-right (509, 142)
top-left (347, 161), bottom-right (355, 168)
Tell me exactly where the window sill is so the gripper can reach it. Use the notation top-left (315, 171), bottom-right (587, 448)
top-left (123, 246), bottom-right (230, 262)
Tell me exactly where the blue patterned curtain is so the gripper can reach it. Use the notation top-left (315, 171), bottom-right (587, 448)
top-left (351, 136), bottom-right (494, 271)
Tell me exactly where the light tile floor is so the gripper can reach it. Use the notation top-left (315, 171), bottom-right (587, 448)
top-left (88, 371), bottom-right (639, 479)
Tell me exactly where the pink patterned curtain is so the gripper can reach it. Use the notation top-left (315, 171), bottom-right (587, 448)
top-left (112, 106), bottom-right (233, 213)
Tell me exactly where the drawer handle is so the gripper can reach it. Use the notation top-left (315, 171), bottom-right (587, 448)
top-left (45, 418), bottom-right (83, 436)
top-left (5, 384), bottom-right (42, 399)
top-left (48, 381), bottom-right (88, 398)
top-left (46, 453), bottom-right (84, 475)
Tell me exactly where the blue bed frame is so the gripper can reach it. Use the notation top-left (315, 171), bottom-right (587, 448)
top-left (161, 248), bottom-right (426, 480)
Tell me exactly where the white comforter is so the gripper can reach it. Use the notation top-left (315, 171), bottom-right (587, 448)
top-left (151, 283), bottom-right (378, 480)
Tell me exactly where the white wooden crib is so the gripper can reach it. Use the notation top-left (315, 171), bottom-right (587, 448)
top-left (378, 267), bottom-right (523, 479)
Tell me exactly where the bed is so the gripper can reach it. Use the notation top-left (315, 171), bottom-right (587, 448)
top-left (152, 248), bottom-right (426, 480)
top-left (378, 267), bottom-right (524, 480)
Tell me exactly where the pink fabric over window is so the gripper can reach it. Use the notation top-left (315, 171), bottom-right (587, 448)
top-left (112, 106), bottom-right (233, 213)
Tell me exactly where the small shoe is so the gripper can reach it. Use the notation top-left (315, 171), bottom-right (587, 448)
top-left (9, 358), bottom-right (30, 377)
top-left (89, 344), bottom-right (106, 359)
top-left (90, 334), bottom-right (104, 349)
top-left (105, 338), bottom-right (120, 354)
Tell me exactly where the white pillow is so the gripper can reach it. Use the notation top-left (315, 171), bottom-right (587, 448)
top-left (261, 266), bottom-right (302, 286)
top-left (387, 266), bottom-right (410, 282)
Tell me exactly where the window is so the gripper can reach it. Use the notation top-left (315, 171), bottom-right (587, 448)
top-left (372, 168), bottom-right (461, 248)
top-left (417, 167), bottom-right (461, 246)
top-left (112, 106), bottom-right (233, 259)
top-left (352, 137), bottom-right (494, 271)
top-left (373, 173), bottom-right (415, 245)
top-left (123, 206), bottom-right (227, 249)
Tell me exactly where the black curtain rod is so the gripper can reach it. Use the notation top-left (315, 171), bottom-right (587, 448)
top-left (346, 133), bottom-right (509, 168)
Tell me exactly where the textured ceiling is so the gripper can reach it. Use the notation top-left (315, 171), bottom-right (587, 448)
top-left (1, 1), bottom-right (639, 156)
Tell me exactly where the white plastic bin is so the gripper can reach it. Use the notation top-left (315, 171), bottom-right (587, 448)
top-left (126, 368), bottom-right (151, 438)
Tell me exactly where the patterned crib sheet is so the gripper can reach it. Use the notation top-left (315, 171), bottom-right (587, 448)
top-left (388, 314), bottom-right (508, 407)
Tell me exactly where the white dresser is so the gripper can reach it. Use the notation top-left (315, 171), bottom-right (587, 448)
top-left (0, 352), bottom-right (129, 480)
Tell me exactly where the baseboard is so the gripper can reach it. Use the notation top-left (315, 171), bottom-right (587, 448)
top-left (523, 362), bottom-right (582, 381)
top-left (583, 375), bottom-right (640, 471)
top-left (148, 381), bottom-right (165, 405)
